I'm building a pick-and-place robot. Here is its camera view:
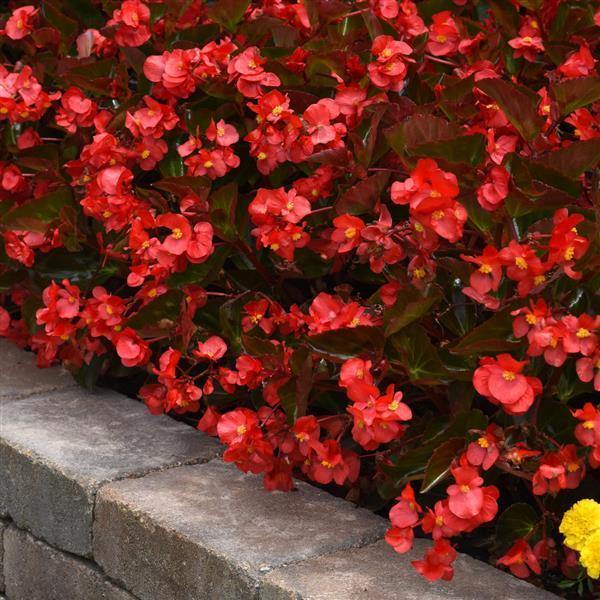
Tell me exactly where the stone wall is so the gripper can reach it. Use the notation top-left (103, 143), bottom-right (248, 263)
top-left (0, 340), bottom-right (557, 600)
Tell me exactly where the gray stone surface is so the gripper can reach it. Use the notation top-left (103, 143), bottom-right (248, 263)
top-left (0, 340), bottom-right (75, 399)
top-left (3, 526), bottom-right (136, 600)
top-left (0, 519), bottom-right (7, 592)
top-left (94, 460), bottom-right (387, 600)
top-left (0, 387), bottom-right (220, 556)
top-left (260, 539), bottom-right (559, 600)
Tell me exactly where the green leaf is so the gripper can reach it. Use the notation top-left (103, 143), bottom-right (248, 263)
top-left (127, 290), bottom-right (183, 329)
top-left (386, 114), bottom-right (461, 156)
top-left (152, 176), bottom-right (211, 198)
top-left (16, 144), bottom-right (60, 172)
top-left (167, 246), bottom-right (230, 288)
top-left (379, 410), bottom-right (487, 497)
top-left (31, 249), bottom-right (106, 286)
top-left (384, 286), bottom-right (443, 336)
top-left (408, 134), bottom-right (486, 166)
top-left (206, 0), bottom-right (251, 31)
top-left (537, 140), bottom-right (600, 179)
top-left (496, 503), bottom-right (538, 548)
top-left (335, 172), bottom-right (390, 215)
top-left (551, 76), bottom-right (600, 116)
top-left (537, 398), bottom-right (576, 443)
top-left (159, 148), bottom-right (184, 178)
top-left (476, 79), bottom-right (544, 141)
top-left (210, 182), bottom-right (238, 241)
top-left (1, 187), bottom-right (73, 232)
top-left (387, 325), bottom-right (449, 385)
top-left (307, 326), bottom-right (385, 362)
top-left (420, 437), bottom-right (465, 493)
top-left (22, 296), bottom-right (43, 334)
top-left (449, 309), bottom-right (520, 356)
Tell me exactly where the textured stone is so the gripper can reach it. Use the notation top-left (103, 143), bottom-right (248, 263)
top-left (94, 460), bottom-right (387, 600)
top-left (0, 340), bottom-right (75, 399)
top-left (3, 526), bottom-right (135, 600)
top-left (260, 539), bottom-right (559, 600)
top-left (0, 388), bottom-right (220, 556)
top-left (0, 519), bottom-right (7, 592)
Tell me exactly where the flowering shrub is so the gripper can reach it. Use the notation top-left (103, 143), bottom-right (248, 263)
top-left (0, 0), bottom-right (599, 595)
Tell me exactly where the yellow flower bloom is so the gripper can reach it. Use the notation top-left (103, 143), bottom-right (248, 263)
top-left (580, 530), bottom-right (600, 579)
top-left (559, 499), bottom-right (600, 552)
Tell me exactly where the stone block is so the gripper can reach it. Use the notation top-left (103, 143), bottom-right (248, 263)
top-left (94, 460), bottom-right (387, 600)
top-left (3, 526), bottom-right (135, 600)
top-left (0, 340), bottom-right (74, 400)
top-left (0, 388), bottom-right (220, 556)
top-left (260, 539), bottom-right (559, 600)
top-left (0, 519), bottom-right (7, 592)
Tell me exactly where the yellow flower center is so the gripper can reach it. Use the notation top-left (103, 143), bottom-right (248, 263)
top-left (236, 425), bottom-right (247, 435)
top-left (576, 328), bottom-right (591, 339)
top-left (502, 370), bottom-right (516, 381)
top-left (564, 247), bottom-right (575, 261)
top-left (525, 314), bottom-right (537, 325)
top-left (479, 264), bottom-right (493, 274)
top-left (345, 227), bottom-right (357, 239)
top-left (515, 257), bottom-right (528, 270)
top-left (171, 228), bottom-right (183, 240)
top-left (140, 149), bottom-right (150, 159)
top-left (477, 437), bottom-right (489, 448)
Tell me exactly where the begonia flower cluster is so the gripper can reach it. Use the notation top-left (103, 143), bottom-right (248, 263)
top-left (0, 0), bottom-right (598, 595)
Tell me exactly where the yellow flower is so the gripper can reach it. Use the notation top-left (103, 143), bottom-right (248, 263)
top-left (580, 530), bottom-right (600, 579)
top-left (559, 499), bottom-right (600, 552)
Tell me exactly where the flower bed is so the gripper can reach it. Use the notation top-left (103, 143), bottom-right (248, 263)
top-left (0, 1), bottom-right (598, 597)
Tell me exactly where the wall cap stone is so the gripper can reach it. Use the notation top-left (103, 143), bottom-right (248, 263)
top-left (93, 460), bottom-right (387, 600)
top-left (0, 339), bottom-right (75, 399)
